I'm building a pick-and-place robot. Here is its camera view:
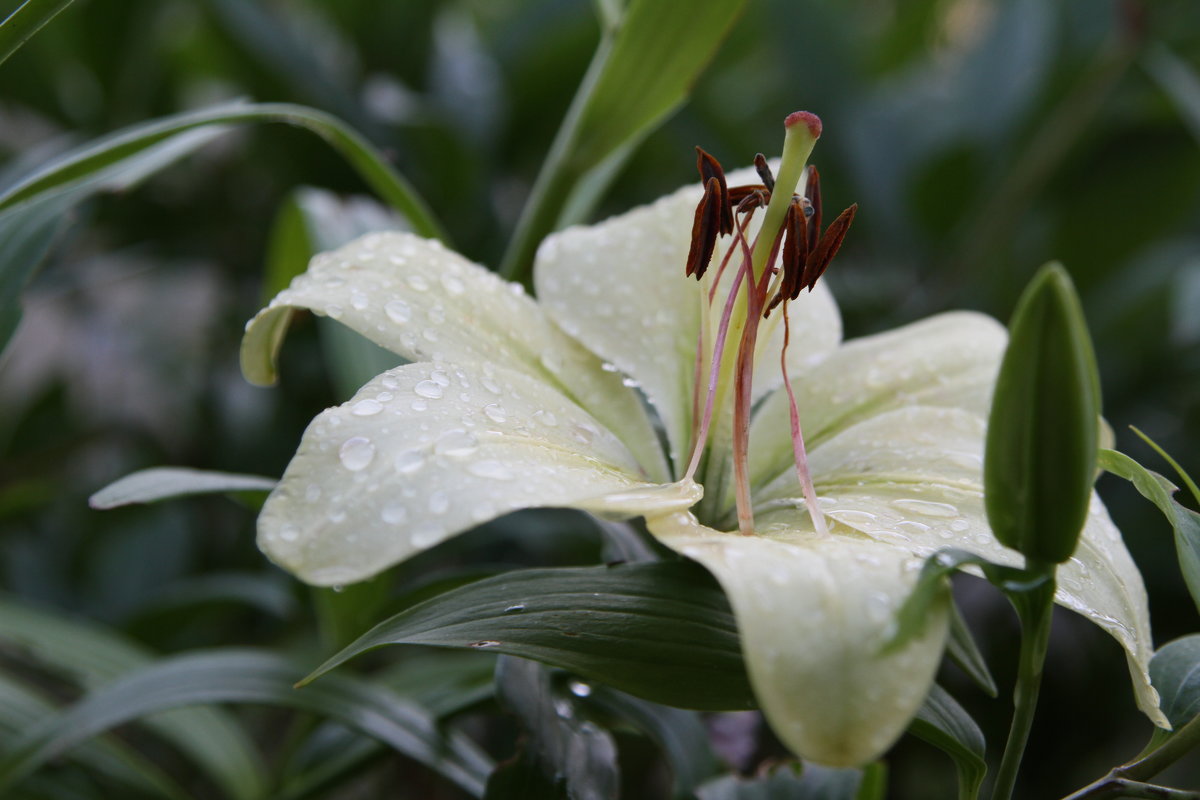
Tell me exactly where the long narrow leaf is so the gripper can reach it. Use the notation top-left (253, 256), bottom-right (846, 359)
top-left (302, 561), bottom-right (756, 711)
top-left (908, 685), bottom-right (987, 800)
top-left (0, 600), bottom-right (268, 800)
top-left (500, 0), bottom-right (747, 283)
top-left (0, 0), bottom-right (76, 66)
top-left (0, 649), bottom-right (491, 798)
top-left (88, 467), bottom-right (276, 509)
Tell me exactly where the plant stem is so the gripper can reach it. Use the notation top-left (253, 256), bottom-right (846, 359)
top-left (1063, 778), bottom-right (1200, 800)
top-left (991, 575), bottom-right (1055, 800)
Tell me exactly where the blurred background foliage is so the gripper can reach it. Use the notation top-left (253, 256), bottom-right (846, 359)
top-left (0, 0), bottom-right (1197, 797)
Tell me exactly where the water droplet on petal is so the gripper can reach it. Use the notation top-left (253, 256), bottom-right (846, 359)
top-left (504, 604), bottom-right (526, 613)
top-left (412, 523), bottom-right (441, 548)
top-left (385, 300), bottom-right (412, 323)
top-left (414, 380), bottom-right (444, 399)
top-left (481, 376), bottom-right (501, 394)
top-left (350, 290), bottom-right (368, 310)
top-left (483, 403), bottom-right (507, 423)
top-left (569, 680), bottom-right (592, 698)
top-left (279, 524), bottom-right (299, 542)
top-left (441, 274), bottom-right (465, 295)
top-left (468, 460), bottom-right (514, 480)
top-left (534, 410), bottom-right (558, 427)
top-left (430, 369), bottom-right (450, 387)
top-left (351, 398), bottom-right (383, 416)
top-left (381, 503), bottom-right (408, 524)
top-left (395, 449), bottom-right (425, 474)
top-left (428, 490), bottom-right (449, 514)
top-left (305, 485), bottom-right (321, 502)
top-left (408, 275), bottom-right (429, 291)
top-left (435, 429), bottom-right (479, 457)
top-left (890, 499), bottom-right (959, 518)
top-left (339, 437), bottom-right (375, 471)
top-left (949, 518), bottom-right (970, 532)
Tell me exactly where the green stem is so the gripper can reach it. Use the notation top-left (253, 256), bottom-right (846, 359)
top-left (1063, 778), bottom-right (1200, 800)
top-left (991, 575), bottom-right (1056, 800)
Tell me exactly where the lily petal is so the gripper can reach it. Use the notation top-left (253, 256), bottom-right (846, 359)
top-left (258, 361), bottom-right (697, 586)
top-left (757, 405), bottom-right (1167, 728)
top-left (535, 166), bottom-right (841, 473)
top-left (648, 511), bottom-right (949, 767)
top-left (242, 232), bottom-right (669, 482)
top-left (749, 312), bottom-right (1006, 492)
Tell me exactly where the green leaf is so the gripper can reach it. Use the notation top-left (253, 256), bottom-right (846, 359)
top-left (585, 686), bottom-right (722, 796)
top-left (489, 657), bottom-right (619, 800)
top-left (500, 0), bottom-right (747, 283)
top-left (0, 0), bottom-right (76, 67)
top-left (0, 600), bottom-right (268, 800)
top-left (946, 602), bottom-right (997, 698)
top-left (908, 685), bottom-right (987, 800)
top-left (0, 100), bottom-right (443, 355)
top-left (0, 672), bottom-right (189, 800)
top-left (1149, 634), bottom-right (1200, 730)
top-left (1130, 426), bottom-right (1200, 507)
top-left (88, 467), bottom-right (276, 509)
top-left (985, 263), bottom-right (1100, 564)
top-left (1099, 449), bottom-right (1200, 615)
top-left (0, 649), bottom-right (492, 798)
top-left (695, 762), bottom-right (864, 800)
top-left (302, 561), bottom-right (756, 711)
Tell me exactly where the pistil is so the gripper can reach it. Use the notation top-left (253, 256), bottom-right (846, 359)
top-left (681, 111), bottom-right (854, 538)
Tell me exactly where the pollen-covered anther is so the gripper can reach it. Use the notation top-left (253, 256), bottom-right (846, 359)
top-left (765, 189), bottom-right (857, 317)
top-left (686, 148), bottom-right (737, 280)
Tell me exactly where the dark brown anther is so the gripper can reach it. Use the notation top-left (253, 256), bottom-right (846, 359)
top-left (730, 185), bottom-right (770, 214)
top-left (801, 203), bottom-right (857, 291)
top-left (696, 147), bottom-right (733, 236)
top-left (765, 198), bottom-right (810, 316)
top-left (686, 176), bottom-right (724, 279)
top-left (804, 165), bottom-right (822, 252)
top-left (754, 153), bottom-right (776, 192)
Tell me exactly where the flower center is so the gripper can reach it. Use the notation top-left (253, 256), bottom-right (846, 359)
top-left (682, 111), bottom-right (857, 537)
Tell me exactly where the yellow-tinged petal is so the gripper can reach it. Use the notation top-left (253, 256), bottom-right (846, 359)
top-left (242, 231), bottom-right (668, 482)
top-left (648, 511), bottom-right (949, 767)
top-left (259, 361), bottom-right (692, 586)
top-left (757, 405), bottom-right (1167, 728)
top-left (535, 165), bottom-right (841, 473)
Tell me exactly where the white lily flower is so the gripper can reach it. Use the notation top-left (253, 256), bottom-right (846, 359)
top-left (242, 116), bottom-right (1165, 767)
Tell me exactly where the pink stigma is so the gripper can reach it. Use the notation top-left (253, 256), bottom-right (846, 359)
top-left (784, 111), bottom-right (822, 139)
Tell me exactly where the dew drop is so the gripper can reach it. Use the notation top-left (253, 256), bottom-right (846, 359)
top-left (430, 369), bottom-right (451, 387)
top-left (571, 424), bottom-right (595, 445)
top-left (325, 304), bottom-right (344, 319)
top-left (890, 499), bottom-right (959, 518)
top-left (949, 518), bottom-right (970, 532)
top-left (534, 410), bottom-right (558, 427)
top-left (279, 524), bottom-right (299, 542)
top-left (339, 437), bottom-right (375, 471)
top-left (568, 680), bottom-right (592, 698)
top-left (395, 449), bottom-right (426, 474)
top-left (381, 503), bottom-right (408, 524)
top-left (422, 327), bottom-right (439, 342)
top-left (428, 490), bottom-right (449, 514)
top-left (351, 398), bottom-right (383, 416)
top-left (411, 523), bottom-right (441, 547)
top-left (481, 376), bottom-right (501, 394)
top-left (350, 290), bottom-right (368, 310)
top-left (468, 460), bottom-right (514, 480)
top-left (483, 403), bottom-right (507, 423)
top-left (469, 640), bottom-right (501, 649)
top-left (410, 398), bottom-right (428, 411)
top-left (385, 300), bottom-right (412, 323)
top-left (435, 429), bottom-right (479, 457)
top-left (504, 603), bottom-right (526, 613)
top-left (621, 376), bottom-right (640, 388)
top-left (601, 362), bottom-right (619, 372)
top-left (414, 380), bottom-right (444, 399)
top-left (305, 485), bottom-right (321, 502)
top-left (441, 274), bottom-right (465, 295)
top-left (407, 274), bottom-right (430, 291)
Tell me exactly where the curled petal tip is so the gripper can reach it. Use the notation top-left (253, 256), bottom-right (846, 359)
top-left (785, 111), bottom-right (822, 139)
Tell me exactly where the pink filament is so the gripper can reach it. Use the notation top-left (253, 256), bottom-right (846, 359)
top-left (780, 304), bottom-right (828, 536)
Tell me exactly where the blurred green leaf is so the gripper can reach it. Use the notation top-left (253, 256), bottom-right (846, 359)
top-left (985, 263), bottom-right (1100, 565)
top-left (0, 672), bottom-right (189, 800)
top-left (501, 0), bottom-right (747, 283)
top-left (0, 649), bottom-right (492, 798)
top-left (0, 0), bottom-right (76, 67)
top-left (1145, 45), bottom-right (1200, 147)
top-left (88, 467), bottom-right (276, 509)
top-left (586, 686), bottom-right (722, 796)
top-left (908, 684), bottom-right (986, 800)
top-left (1149, 634), bottom-right (1200, 730)
top-left (302, 561), bottom-right (756, 711)
top-left (946, 602), bottom-right (997, 698)
top-left (1098, 448), bottom-right (1200, 615)
top-left (695, 762), bottom-right (864, 800)
top-left (0, 600), bottom-right (268, 800)
top-left (489, 656), bottom-right (619, 800)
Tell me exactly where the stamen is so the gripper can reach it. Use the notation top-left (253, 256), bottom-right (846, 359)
top-left (754, 153), bottom-right (775, 191)
top-left (780, 302), bottom-right (829, 536)
top-left (686, 176), bottom-right (723, 279)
